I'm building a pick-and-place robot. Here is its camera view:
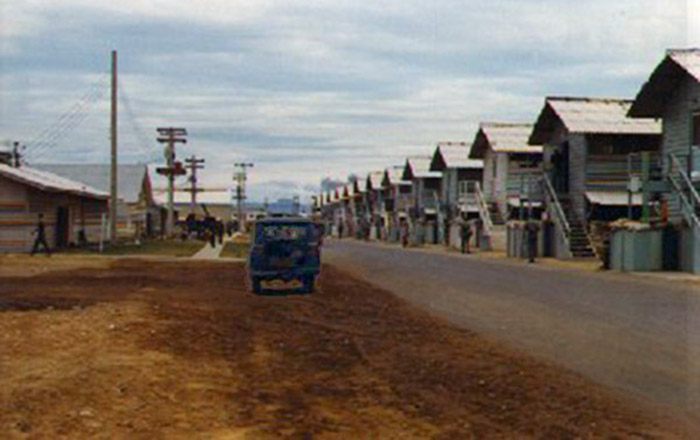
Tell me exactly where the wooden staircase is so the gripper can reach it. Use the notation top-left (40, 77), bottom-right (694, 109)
top-left (558, 198), bottom-right (596, 258)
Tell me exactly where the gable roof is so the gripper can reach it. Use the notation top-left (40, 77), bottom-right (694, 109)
top-left (35, 163), bottom-right (150, 204)
top-left (0, 164), bottom-right (108, 199)
top-left (629, 49), bottom-right (700, 117)
top-left (403, 156), bottom-right (442, 180)
top-left (365, 171), bottom-right (384, 191)
top-left (470, 123), bottom-right (542, 159)
top-left (529, 97), bottom-right (661, 145)
top-left (382, 166), bottom-right (410, 187)
top-left (430, 142), bottom-right (483, 171)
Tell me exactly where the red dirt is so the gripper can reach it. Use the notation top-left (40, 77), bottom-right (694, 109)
top-left (0, 258), bottom-right (693, 439)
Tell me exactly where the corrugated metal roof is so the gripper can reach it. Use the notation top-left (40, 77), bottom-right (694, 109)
top-left (35, 163), bottom-right (149, 204)
top-left (405, 156), bottom-right (442, 179)
top-left (383, 166), bottom-right (410, 187)
top-left (433, 142), bottom-right (483, 169)
top-left (476, 123), bottom-right (543, 156)
top-left (531, 97), bottom-right (660, 144)
top-left (629, 49), bottom-right (700, 117)
top-left (669, 48), bottom-right (700, 81)
top-left (549, 97), bottom-right (660, 134)
top-left (0, 164), bottom-right (108, 199)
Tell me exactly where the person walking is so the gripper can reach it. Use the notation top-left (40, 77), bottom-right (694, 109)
top-left (30, 213), bottom-right (51, 256)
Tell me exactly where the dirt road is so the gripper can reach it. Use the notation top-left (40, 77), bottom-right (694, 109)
top-left (0, 257), bottom-right (694, 439)
top-left (324, 240), bottom-right (700, 423)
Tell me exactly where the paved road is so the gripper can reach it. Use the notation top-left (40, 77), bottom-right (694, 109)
top-left (324, 239), bottom-right (700, 420)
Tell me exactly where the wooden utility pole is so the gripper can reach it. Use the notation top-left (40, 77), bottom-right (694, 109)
top-left (156, 127), bottom-right (187, 236)
top-left (110, 50), bottom-right (118, 243)
top-left (184, 155), bottom-right (205, 215)
top-left (234, 162), bottom-right (253, 230)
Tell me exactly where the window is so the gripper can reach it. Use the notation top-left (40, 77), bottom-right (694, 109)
top-left (693, 112), bottom-right (700, 147)
top-left (458, 181), bottom-right (470, 196)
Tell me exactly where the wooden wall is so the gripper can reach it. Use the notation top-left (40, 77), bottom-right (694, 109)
top-left (660, 77), bottom-right (700, 221)
top-left (568, 134), bottom-right (588, 222)
top-left (0, 176), bottom-right (29, 252)
top-left (0, 175), bottom-right (108, 253)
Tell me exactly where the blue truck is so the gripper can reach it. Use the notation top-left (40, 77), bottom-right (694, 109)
top-left (247, 218), bottom-right (322, 294)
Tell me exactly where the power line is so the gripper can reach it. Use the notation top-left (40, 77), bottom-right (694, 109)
top-left (24, 75), bottom-right (110, 162)
top-left (24, 73), bottom-right (109, 152)
top-left (118, 78), bottom-right (155, 162)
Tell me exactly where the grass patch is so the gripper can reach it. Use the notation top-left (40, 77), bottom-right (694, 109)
top-left (220, 242), bottom-right (249, 259)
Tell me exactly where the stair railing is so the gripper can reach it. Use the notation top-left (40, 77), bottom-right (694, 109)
top-left (668, 153), bottom-right (700, 230)
top-left (471, 181), bottom-right (493, 237)
top-left (542, 174), bottom-right (571, 253)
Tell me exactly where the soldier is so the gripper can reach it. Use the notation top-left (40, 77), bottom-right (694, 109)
top-left (525, 220), bottom-right (540, 263)
top-left (30, 213), bottom-right (51, 256)
top-left (400, 219), bottom-right (409, 248)
top-left (460, 217), bottom-right (472, 254)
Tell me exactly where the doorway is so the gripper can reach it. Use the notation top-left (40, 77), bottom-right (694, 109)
top-left (55, 206), bottom-right (70, 248)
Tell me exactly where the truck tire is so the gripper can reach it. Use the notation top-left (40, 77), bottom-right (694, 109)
top-left (302, 275), bottom-right (315, 294)
top-left (251, 277), bottom-right (262, 294)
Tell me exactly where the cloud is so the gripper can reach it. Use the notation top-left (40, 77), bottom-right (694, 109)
top-left (1, 0), bottom-right (696, 202)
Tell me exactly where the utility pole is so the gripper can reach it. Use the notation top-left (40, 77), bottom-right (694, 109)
top-left (184, 155), bottom-right (205, 215)
top-left (234, 162), bottom-right (254, 230)
top-left (110, 50), bottom-right (118, 243)
top-left (156, 127), bottom-right (187, 236)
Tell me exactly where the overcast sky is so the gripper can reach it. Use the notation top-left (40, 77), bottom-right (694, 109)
top-left (1, 0), bottom-right (699, 202)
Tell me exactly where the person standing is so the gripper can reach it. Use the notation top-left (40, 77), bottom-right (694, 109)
top-left (400, 219), bottom-right (409, 248)
top-left (525, 220), bottom-right (540, 263)
top-left (460, 217), bottom-right (472, 254)
top-left (30, 213), bottom-right (51, 256)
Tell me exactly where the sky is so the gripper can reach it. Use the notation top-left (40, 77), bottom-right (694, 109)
top-left (1, 0), bottom-right (699, 202)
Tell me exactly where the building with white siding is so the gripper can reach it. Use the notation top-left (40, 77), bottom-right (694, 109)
top-left (381, 166), bottom-right (412, 242)
top-left (402, 155), bottom-right (442, 244)
top-left (429, 141), bottom-right (483, 244)
top-left (364, 171), bottom-right (386, 240)
top-left (469, 123), bottom-right (543, 224)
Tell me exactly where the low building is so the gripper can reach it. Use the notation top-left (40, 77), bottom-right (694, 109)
top-left (365, 171), bottom-right (386, 239)
top-left (628, 48), bottom-right (700, 273)
top-left (0, 164), bottom-right (108, 252)
top-left (382, 166), bottom-right (412, 242)
top-left (429, 141), bottom-right (484, 244)
top-left (36, 163), bottom-right (163, 238)
top-left (469, 123), bottom-right (543, 224)
top-left (154, 190), bottom-right (233, 222)
top-left (529, 96), bottom-right (661, 259)
top-left (402, 155), bottom-right (443, 244)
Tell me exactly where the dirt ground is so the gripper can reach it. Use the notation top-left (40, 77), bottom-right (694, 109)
top-left (0, 256), bottom-right (695, 439)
